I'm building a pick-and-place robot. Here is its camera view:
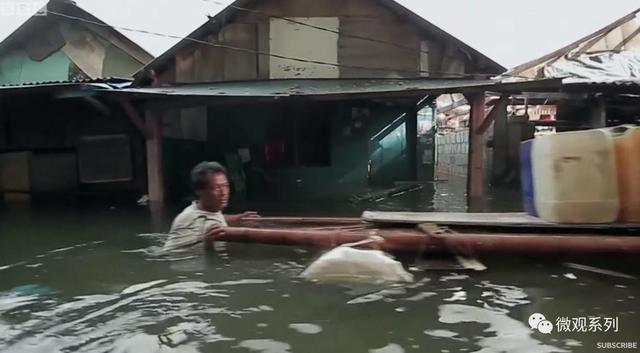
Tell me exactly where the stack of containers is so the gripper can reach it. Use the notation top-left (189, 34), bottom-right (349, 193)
top-left (520, 127), bottom-right (627, 224)
top-left (613, 125), bottom-right (640, 222)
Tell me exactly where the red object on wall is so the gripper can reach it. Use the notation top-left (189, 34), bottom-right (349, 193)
top-left (265, 141), bottom-right (286, 164)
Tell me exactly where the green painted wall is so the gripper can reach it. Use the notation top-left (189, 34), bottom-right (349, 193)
top-left (0, 50), bottom-right (71, 85)
top-left (102, 44), bottom-right (144, 78)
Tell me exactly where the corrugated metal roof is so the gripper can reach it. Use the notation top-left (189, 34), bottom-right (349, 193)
top-left (101, 78), bottom-right (563, 100)
top-left (0, 77), bottom-right (132, 87)
top-left (506, 8), bottom-right (640, 79)
top-left (0, 77), bottom-right (132, 91)
top-left (561, 78), bottom-right (640, 93)
top-left (110, 79), bottom-right (492, 97)
top-left (104, 79), bottom-right (496, 99)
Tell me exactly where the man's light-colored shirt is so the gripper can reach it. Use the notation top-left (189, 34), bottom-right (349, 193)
top-left (164, 201), bottom-right (227, 250)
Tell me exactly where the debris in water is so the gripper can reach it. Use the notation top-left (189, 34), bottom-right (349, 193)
top-left (455, 256), bottom-right (486, 271)
top-left (121, 279), bottom-right (167, 295)
top-left (564, 339), bottom-right (583, 347)
top-left (440, 273), bottom-right (469, 282)
top-left (444, 291), bottom-right (467, 302)
top-left (369, 343), bottom-right (405, 353)
top-left (563, 262), bottom-right (637, 280)
top-left (238, 339), bottom-right (291, 353)
top-left (404, 292), bottom-right (437, 302)
top-left (288, 323), bottom-right (322, 334)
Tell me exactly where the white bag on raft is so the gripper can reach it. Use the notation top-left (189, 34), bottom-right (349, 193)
top-left (300, 237), bottom-right (414, 283)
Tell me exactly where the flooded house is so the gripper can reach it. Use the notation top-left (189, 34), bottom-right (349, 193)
top-left (124, 0), bottom-right (505, 205)
top-left (490, 8), bottom-right (640, 195)
top-left (429, 8), bottom-right (640, 209)
top-left (0, 0), bottom-right (154, 202)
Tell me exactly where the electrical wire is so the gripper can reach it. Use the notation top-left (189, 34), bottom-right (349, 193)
top-left (200, 0), bottom-right (435, 57)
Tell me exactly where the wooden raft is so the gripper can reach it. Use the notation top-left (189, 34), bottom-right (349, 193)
top-left (219, 216), bottom-right (640, 255)
top-left (362, 211), bottom-right (640, 230)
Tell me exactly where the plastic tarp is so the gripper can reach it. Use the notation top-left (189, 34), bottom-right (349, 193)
top-left (544, 50), bottom-right (640, 82)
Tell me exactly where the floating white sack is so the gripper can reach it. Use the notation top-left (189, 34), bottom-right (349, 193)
top-left (300, 237), bottom-right (414, 283)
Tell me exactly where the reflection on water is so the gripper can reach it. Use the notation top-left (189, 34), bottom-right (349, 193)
top-left (438, 304), bottom-right (567, 353)
top-left (0, 203), bottom-right (639, 353)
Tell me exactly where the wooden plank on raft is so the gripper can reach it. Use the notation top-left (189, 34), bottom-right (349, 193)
top-left (361, 211), bottom-right (640, 230)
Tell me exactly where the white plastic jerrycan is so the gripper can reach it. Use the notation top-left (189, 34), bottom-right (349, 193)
top-left (531, 128), bottom-right (619, 223)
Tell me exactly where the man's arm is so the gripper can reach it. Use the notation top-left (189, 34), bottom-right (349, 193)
top-left (224, 211), bottom-right (260, 225)
top-left (203, 222), bottom-right (226, 250)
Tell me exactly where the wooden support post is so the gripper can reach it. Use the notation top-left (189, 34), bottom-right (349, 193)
top-left (145, 107), bottom-right (165, 203)
top-left (465, 92), bottom-right (487, 205)
top-left (120, 100), bottom-right (151, 139)
top-left (492, 96), bottom-right (509, 182)
top-left (477, 95), bottom-right (508, 135)
top-left (406, 108), bottom-right (418, 180)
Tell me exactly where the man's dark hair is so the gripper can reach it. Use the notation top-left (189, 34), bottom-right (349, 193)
top-left (191, 161), bottom-right (227, 191)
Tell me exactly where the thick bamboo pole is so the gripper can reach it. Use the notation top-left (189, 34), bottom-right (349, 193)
top-left (219, 227), bottom-right (640, 255)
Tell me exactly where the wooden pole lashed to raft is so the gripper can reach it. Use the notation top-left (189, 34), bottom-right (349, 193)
top-left (219, 226), bottom-right (640, 255)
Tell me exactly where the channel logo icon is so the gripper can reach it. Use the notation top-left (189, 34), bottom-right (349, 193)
top-left (529, 313), bottom-right (553, 334)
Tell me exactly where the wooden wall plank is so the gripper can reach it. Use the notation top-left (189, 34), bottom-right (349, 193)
top-left (343, 0), bottom-right (397, 19)
top-left (175, 50), bottom-right (196, 83)
top-left (156, 0), bottom-right (482, 83)
top-left (86, 23), bottom-right (152, 64)
top-left (194, 34), bottom-right (224, 82)
top-left (257, 20), bottom-right (271, 79)
top-left (427, 40), bottom-right (444, 76)
top-left (221, 23), bottom-right (258, 80)
top-left (270, 17), bottom-right (339, 79)
top-left (339, 18), bottom-right (419, 78)
top-left (259, 0), bottom-right (345, 17)
top-left (158, 60), bottom-right (176, 84)
top-left (62, 27), bottom-right (107, 79)
top-left (419, 40), bottom-right (430, 77)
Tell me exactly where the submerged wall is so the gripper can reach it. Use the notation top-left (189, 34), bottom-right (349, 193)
top-left (162, 101), bottom-right (412, 202)
top-left (435, 129), bottom-right (469, 180)
top-left (0, 93), bottom-right (146, 200)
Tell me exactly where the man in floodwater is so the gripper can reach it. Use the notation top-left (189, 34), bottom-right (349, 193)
top-left (164, 161), bottom-right (259, 250)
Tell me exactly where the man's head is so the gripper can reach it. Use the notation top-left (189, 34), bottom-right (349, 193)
top-left (191, 162), bottom-right (230, 212)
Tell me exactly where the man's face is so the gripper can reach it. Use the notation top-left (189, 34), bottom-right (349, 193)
top-left (198, 172), bottom-right (230, 212)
